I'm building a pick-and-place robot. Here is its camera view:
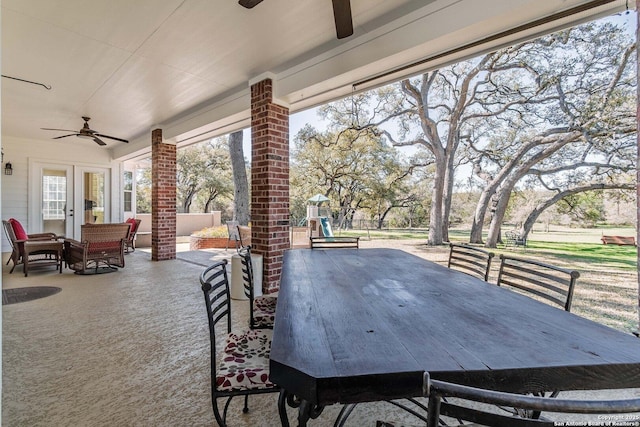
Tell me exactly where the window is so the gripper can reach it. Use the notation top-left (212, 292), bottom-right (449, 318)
top-left (123, 171), bottom-right (133, 212)
top-left (42, 175), bottom-right (66, 220)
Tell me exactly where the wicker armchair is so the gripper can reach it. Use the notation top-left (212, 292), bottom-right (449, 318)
top-left (124, 218), bottom-right (142, 253)
top-left (3, 219), bottom-right (60, 274)
top-left (64, 223), bottom-right (130, 274)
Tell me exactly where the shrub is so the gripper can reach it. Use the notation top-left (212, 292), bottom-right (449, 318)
top-left (191, 225), bottom-right (228, 238)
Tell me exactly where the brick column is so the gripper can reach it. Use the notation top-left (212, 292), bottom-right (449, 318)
top-left (250, 78), bottom-right (289, 293)
top-left (151, 128), bottom-right (176, 261)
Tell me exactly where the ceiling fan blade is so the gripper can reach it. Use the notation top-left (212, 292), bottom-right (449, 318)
top-left (41, 128), bottom-right (76, 132)
top-left (52, 134), bottom-right (79, 139)
top-left (238, 0), bottom-right (263, 8)
top-left (332, 0), bottom-right (353, 39)
top-left (93, 137), bottom-right (107, 146)
top-left (95, 133), bottom-right (129, 143)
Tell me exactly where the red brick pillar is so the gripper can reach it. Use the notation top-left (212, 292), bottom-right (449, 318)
top-left (250, 78), bottom-right (289, 293)
top-left (151, 128), bottom-right (176, 261)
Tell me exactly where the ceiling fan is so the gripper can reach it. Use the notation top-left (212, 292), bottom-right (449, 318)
top-left (239, 0), bottom-right (354, 39)
top-left (41, 116), bottom-right (129, 146)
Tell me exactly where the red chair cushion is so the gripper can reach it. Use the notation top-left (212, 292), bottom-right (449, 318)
top-left (126, 218), bottom-right (138, 234)
top-left (9, 218), bottom-right (28, 241)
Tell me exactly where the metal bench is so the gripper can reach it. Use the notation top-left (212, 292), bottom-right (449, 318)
top-left (504, 230), bottom-right (527, 249)
top-left (310, 236), bottom-right (359, 249)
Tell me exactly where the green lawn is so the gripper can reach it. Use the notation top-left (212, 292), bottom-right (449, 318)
top-left (522, 241), bottom-right (637, 271)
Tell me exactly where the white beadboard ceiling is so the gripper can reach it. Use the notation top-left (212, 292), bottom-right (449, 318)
top-left (1, 0), bottom-right (627, 159)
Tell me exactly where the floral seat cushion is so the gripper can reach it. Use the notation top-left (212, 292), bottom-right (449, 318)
top-left (217, 329), bottom-right (275, 391)
top-left (253, 295), bottom-right (277, 327)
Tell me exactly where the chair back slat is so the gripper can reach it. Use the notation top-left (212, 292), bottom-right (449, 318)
top-left (499, 266), bottom-right (571, 296)
top-left (238, 246), bottom-right (254, 299)
top-left (448, 243), bottom-right (495, 282)
top-left (238, 246), bottom-right (258, 328)
top-left (497, 254), bottom-right (579, 311)
top-left (425, 373), bottom-right (640, 427)
top-left (199, 260), bottom-right (231, 337)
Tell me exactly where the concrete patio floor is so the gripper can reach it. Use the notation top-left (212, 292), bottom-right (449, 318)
top-left (2, 241), bottom-right (639, 426)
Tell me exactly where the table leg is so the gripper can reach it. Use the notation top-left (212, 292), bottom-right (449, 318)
top-left (277, 390), bottom-right (290, 427)
top-left (279, 390), bottom-right (324, 427)
top-left (297, 400), bottom-right (321, 426)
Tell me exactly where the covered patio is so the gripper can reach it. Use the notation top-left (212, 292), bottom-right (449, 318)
top-left (2, 0), bottom-right (640, 425)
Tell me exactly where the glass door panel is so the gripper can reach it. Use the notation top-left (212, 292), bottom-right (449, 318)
top-left (42, 169), bottom-right (69, 235)
top-left (83, 171), bottom-right (105, 224)
top-left (30, 162), bottom-right (74, 238)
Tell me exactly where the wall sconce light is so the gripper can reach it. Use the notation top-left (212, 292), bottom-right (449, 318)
top-left (4, 162), bottom-right (13, 175)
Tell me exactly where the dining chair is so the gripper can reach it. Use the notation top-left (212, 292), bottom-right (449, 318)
top-left (225, 220), bottom-right (240, 251)
top-left (238, 246), bottom-right (277, 329)
top-left (496, 254), bottom-right (579, 312)
top-left (199, 259), bottom-right (282, 427)
top-left (237, 225), bottom-right (252, 249)
top-left (424, 372), bottom-right (640, 427)
top-left (496, 254), bottom-right (581, 417)
top-left (447, 243), bottom-right (495, 282)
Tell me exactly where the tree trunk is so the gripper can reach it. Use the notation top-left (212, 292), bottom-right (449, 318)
top-left (428, 162), bottom-right (445, 245)
top-left (229, 131), bottom-right (250, 225)
top-left (183, 187), bottom-right (196, 213)
top-left (441, 160), bottom-right (455, 243)
top-left (485, 184), bottom-right (515, 248)
top-left (470, 189), bottom-right (494, 244)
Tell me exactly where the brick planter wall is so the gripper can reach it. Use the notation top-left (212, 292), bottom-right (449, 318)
top-left (189, 236), bottom-right (228, 250)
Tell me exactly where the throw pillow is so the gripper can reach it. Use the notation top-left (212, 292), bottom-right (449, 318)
top-left (9, 218), bottom-right (28, 241)
top-left (126, 218), bottom-right (138, 233)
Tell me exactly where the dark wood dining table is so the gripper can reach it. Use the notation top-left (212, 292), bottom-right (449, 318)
top-left (269, 248), bottom-right (640, 426)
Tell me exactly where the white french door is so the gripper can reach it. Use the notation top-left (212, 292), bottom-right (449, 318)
top-left (30, 162), bottom-right (112, 239)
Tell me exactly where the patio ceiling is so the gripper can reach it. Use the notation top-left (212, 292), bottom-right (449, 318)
top-left (1, 0), bottom-right (627, 159)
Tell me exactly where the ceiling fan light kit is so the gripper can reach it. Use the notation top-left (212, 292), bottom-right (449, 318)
top-left (41, 116), bottom-right (129, 146)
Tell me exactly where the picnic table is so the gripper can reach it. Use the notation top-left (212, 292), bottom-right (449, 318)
top-left (601, 235), bottom-right (637, 246)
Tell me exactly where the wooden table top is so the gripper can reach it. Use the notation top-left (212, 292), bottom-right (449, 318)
top-left (270, 248), bottom-right (640, 406)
